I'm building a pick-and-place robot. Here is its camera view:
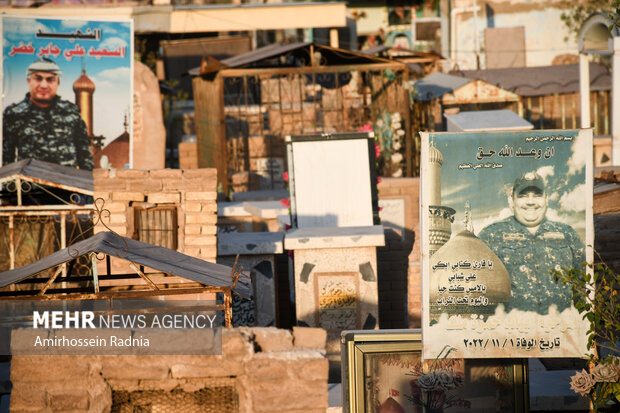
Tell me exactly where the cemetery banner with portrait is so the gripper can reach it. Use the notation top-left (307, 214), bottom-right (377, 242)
top-left (420, 129), bottom-right (593, 359)
top-left (1, 15), bottom-right (133, 170)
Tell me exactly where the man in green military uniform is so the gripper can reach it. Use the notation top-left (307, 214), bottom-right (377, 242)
top-left (478, 172), bottom-right (585, 314)
top-left (2, 58), bottom-right (93, 170)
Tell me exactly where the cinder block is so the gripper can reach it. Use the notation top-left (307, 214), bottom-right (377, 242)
top-left (184, 224), bottom-right (201, 235)
top-left (11, 358), bottom-right (89, 382)
top-left (184, 235), bottom-right (216, 246)
top-left (109, 214), bottom-right (127, 224)
top-left (147, 192), bottom-right (181, 204)
top-left (171, 360), bottom-right (243, 378)
top-left (292, 327), bottom-right (326, 351)
top-left (116, 169), bottom-right (149, 179)
top-left (198, 246), bottom-right (217, 261)
top-left (245, 358), bottom-right (288, 381)
top-left (8, 383), bottom-right (47, 411)
top-left (92, 169), bottom-right (109, 180)
top-left (291, 358), bottom-right (329, 382)
top-left (149, 169), bottom-right (183, 179)
top-left (253, 328), bottom-right (293, 352)
top-left (112, 192), bottom-right (145, 202)
top-left (184, 201), bottom-right (202, 213)
top-left (105, 202), bottom-right (127, 213)
top-left (128, 179), bottom-right (162, 192)
top-left (101, 359), bottom-right (169, 380)
top-left (183, 246), bottom-right (201, 257)
top-left (222, 330), bottom-right (253, 361)
top-left (200, 225), bottom-right (217, 235)
top-left (49, 389), bottom-right (89, 410)
top-left (181, 168), bottom-right (217, 180)
top-left (201, 202), bottom-right (218, 214)
top-left (104, 224), bottom-right (127, 236)
top-left (185, 214), bottom-right (218, 225)
top-left (185, 192), bottom-right (217, 201)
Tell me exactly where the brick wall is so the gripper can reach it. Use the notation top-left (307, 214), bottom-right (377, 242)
top-left (377, 177), bottom-right (421, 329)
top-left (93, 168), bottom-right (218, 267)
top-left (10, 327), bottom-right (329, 413)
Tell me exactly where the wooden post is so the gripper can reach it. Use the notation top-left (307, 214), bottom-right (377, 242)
top-left (8, 215), bottom-right (15, 271)
top-left (224, 289), bottom-right (233, 327)
top-left (612, 37), bottom-right (620, 164)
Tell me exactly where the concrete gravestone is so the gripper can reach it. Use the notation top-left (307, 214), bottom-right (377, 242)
top-left (284, 132), bottom-right (384, 354)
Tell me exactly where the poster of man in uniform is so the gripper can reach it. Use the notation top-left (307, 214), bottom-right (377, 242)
top-left (421, 129), bottom-right (593, 359)
top-left (1, 15), bottom-right (133, 170)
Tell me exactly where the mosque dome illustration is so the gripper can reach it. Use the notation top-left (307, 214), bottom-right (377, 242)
top-left (93, 114), bottom-right (130, 169)
top-left (426, 142), bottom-right (509, 321)
top-left (429, 212), bottom-right (511, 322)
top-left (73, 69), bottom-right (95, 93)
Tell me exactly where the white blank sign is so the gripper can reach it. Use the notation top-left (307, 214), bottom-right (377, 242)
top-left (290, 138), bottom-right (373, 228)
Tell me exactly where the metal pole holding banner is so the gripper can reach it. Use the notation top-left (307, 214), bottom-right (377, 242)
top-left (577, 12), bottom-right (620, 162)
top-left (579, 53), bottom-right (591, 129)
top-left (613, 36), bottom-right (620, 165)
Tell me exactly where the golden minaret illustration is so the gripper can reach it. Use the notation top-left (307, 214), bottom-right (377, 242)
top-left (73, 68), bottom-right (95, 137)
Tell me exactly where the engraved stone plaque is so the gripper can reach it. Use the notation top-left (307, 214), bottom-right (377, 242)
top-left (315, 273), bottom-right (358, 330)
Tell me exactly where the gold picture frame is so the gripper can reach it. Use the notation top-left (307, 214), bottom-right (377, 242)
top-left (341, 329), bottom-right (529, 413)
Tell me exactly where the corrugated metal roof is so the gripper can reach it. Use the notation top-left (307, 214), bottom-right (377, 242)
top-left (187, 42), bottom-right (310, 75)
top-left (188, 42), bottom-right (398, 76)
top-left (594, 181), bottom-right (620, 195)
top-left (444, 109), bottom-right (534, 132)
top-left (358, 45), bottom-right (390, 55)
top-left (0, 158), bottom-right (93, 193)
top-left (0, 231), bottom-right (252, 298)
top-left (222, 41), bottom-right (311, 68)
top-left (452, 63), bottom-right (611, 97)
top-left (413, 72), bottom-right (472, 101)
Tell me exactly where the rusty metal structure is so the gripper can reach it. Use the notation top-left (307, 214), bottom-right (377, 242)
top-left (191, 42), bottom-right (411, 193)
top-left (360, 45), bottom-right (444, 79)
top-left (412, 63), bottom-right (613, 169)
top-left (0, 160), bottom-right (248, 326)
top-left (0, 159), bottom-right (94, 274)
top-left (0, 231), bottom-right (249, 327)
top-left (455, 63), bottom-right (612, 136)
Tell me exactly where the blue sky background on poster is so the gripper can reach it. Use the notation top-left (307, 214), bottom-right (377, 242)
top-left (434, 130), bottom-right (586, 241)
top-left (2, 16), bottom-right (132, 148)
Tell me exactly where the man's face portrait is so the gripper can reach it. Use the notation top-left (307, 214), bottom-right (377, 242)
top-left (27, 71), bottom-right (59, 106)
top-left (512, 187), bottom-right (547, 227)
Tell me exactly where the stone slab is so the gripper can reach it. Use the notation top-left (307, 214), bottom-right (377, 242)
top-left (218, 232), bottom-right (284, 255)
top-left (243, 200), bottom-right (289, 219)
top-left (217, 201), bottom-right (251, 217)
top-left (378, 198), bottom-right (405, 240)
top-left (231, 189), bottom-right (289, 202)
top-left (284, 225), bottom-right (385, 250)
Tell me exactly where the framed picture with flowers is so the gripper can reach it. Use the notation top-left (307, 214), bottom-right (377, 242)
top-left (341, 329), bottom-right (529, 412)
